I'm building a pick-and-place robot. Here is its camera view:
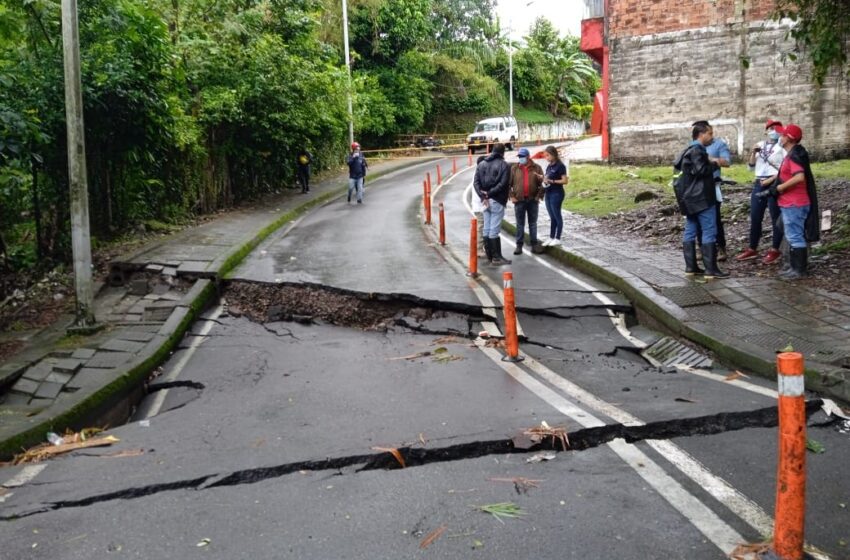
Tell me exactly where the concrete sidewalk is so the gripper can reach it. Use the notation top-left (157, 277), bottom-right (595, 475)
top-left (505, 208), bottom-right (850, 404)
top-left (0, 156), bottom-right (427, 459)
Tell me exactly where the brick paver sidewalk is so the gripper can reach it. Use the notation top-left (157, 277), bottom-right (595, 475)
top-left (506, 207), bottom-right (850, 402)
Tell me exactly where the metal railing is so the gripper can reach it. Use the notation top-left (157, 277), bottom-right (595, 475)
top-left (583, 0), bottom-right (604, 19)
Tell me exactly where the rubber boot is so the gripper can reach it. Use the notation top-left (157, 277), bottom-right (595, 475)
top-left (513, 242), bottom-right (523, 256)
top-left (490, 238), bottom-right (512, 266)
top-left (484, 237), bottom-right (494, 264)
top-left (683, 241), bottom-right (704, 276)
top-left (702, 243), bottom-right (729, 279)
top-left (778, 239), bottom-right (791, 274)
top-left (780, 247), bottom-right (808, 280)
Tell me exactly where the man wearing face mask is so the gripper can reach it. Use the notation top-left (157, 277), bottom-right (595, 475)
top-left (735, 120), bottom-right (786, 264)
top-left (756, 124), bottom-right (820, 279)
top-left (509, 147), bottom-right (546, 255)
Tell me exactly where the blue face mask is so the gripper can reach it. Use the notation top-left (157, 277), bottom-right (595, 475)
top-left (767, 131), bottom-right (780, 142)
top-left (518, 157), bottom-right (528, 165)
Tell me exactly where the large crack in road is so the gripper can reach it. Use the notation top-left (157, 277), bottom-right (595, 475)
top-left (1, 400), bottom-right (824, 521)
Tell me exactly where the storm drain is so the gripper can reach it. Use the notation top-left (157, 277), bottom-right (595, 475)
top-left (641, 336), bottom-right (713, 369)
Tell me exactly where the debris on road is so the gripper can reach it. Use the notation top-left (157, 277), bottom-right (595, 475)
top-left (523, 421), bottom-right (570, 451)
top-left (526, 451), bottom-right (557, 463)
top-left (674, 397), bottom-right (699, 403)
top-left (728, 541), bottom-right (770, 559)
top-left (474, 502), bottom-right (526, 523)
top-left (371, 446), bottom-right (406, 468)
top-left (99, 449), bottom-right (145, 459)
top-left (724, 371), bottom-right (749, 382)
top-left (196, 538), bottom-right (211, 548)
top-left (419, 525), bottom-right (446, 549)
top-left (807, 439), bottom-right (826, 454)
top-left (488, 476), bottom-right (543, 494)
top-left (821, 399), bottom-right (850, 420)
top-left (9, 433), bottom-right (119, 465)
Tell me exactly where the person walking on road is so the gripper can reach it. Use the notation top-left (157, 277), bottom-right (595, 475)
top-left (674, 122), bottom-right (729, 279)
top-left (473, 143), bottom-right (512, 266)
top-left (509, 147), bottom-right (546, 255)
top-left (296, 148), bottom-right (313, 193)
top-left (735, 120), bottom-right (786, 264)
top-left (347, 142), bottom-right (367, 204)
top-left (692, 120), bottom-right (731, 262)
top-left (542, 145), bottom-right (568, 247)
top-left (755, 124), bottom-right (819, 280)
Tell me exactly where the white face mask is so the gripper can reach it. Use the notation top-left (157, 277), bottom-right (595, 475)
top-left (767, 131), bottom-right (780, 142)
top-left (518, 157), bottom-right (528, 164)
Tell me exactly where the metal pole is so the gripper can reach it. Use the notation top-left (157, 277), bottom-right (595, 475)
top-left (61, 0), bottom-right (96, 329)
top-left (508, 15), bottom-right (513, 117)
top-left (341, 0), bottom-right (354, 145)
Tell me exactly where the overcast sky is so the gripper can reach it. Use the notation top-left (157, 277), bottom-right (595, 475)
top-left (496, 0), bottom-right (584, 41)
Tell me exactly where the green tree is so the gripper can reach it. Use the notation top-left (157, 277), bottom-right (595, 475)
top-left (775, 0), bottom-right (850, 84)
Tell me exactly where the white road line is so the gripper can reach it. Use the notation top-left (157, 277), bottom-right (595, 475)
top-left (0, 464), bottom-right (48, 503)
top-left (140, 304), bottom-right (225, 420)
top-left (428, 180), bottom-right (832, 557)
top-left (478, 341), bottom-right (746, 555)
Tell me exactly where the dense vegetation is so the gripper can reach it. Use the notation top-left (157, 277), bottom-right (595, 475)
top-left (0, 0), bottom-right (598, 282)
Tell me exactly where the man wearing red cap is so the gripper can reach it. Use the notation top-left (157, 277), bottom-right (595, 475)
top-left (757, 124), bottom-right (820, 279)
top-left (735, 120), bottom-right (786, 264)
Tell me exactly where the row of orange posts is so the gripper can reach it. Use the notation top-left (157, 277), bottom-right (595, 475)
top-left (423, 160), bottom-right (809, 554)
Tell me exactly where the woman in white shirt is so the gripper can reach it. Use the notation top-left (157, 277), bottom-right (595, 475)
top-left (734, 119), bottom-right (787, 264)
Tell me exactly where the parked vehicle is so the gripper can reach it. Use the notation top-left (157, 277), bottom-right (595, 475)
top-left (413, 136), bottom-right (444, 150)
top-left (466, 116), bottom-right (519, 153)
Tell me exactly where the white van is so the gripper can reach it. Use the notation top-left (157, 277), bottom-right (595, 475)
top-left (466, 116), bottom-right (519, 153)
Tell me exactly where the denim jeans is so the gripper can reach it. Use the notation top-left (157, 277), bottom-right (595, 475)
top-left (514, 200), bottom-right (539, 245)
top-left (696, 202), bottom-right (725, 248)
top-left (348, 177), bottom-right (364, 201)
top-left (483, 199), bottom-right (505, 239)
top-left (780, 205), bottom-right (810, 249)
top-left (749, 179), bottom-right (782, 250)
top-left (684, 206), bottom-right (717, 244)
top-left (545, 189), bottom-right (565, 239)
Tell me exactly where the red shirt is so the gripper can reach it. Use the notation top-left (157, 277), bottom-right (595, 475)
top-left (777, 157), bottom-right (810, 208)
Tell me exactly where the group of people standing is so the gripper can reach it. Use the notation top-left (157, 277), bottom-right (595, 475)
top-left (674, 119), bottom-right (819, 280)
top-left (472, 143), bottom-right (569, 266)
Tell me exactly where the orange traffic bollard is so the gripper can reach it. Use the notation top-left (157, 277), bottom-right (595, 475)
top-left (773, 352), bottom-right (807, 560)
top-left (452, 157), bottom-right (457, 175)
top-left (437, 165), bottom-right (442, 185)
top-left (438, 203), bottom-right (446, 246)
top-left (468, 218), bottom-right (478, 277)
top-left (423, 180), bottom-right (432, 224)
top-left (426, 172), bottom-right (432, 193)
top-left (423, 180), bottom-right (429, 223)
top-left (501, 272), bottom-right (523, 363)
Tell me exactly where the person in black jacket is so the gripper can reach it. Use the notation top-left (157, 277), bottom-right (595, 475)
top-left (296, 149), bottom-right (313, 193)
top-left (473, 143), bottom-right (511, 266)
top-left (347, 142), bottom-right (367, 204)
top-left (673, 123), bottom-right (729, 278)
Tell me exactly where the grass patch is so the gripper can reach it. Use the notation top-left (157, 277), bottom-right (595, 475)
top-left (514, 105), bottom-right (555, 125)
top-left (565, 159), bottom-right (850, 217)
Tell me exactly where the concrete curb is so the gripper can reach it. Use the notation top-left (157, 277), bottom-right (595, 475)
top-left (0, 161), bottom-right (433, 459)
top-left (501, 220), bottom-right (849, 405)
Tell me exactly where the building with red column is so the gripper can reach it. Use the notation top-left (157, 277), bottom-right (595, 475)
top-left (580, 0), bottom-right (850, 163)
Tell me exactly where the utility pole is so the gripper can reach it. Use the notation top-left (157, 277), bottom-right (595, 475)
top-left (508, 14), bottom-right (513, 116)
top-left (61, 0), bottom-right (97, 329)
top-left (341, 0), bottom-right (354, 145)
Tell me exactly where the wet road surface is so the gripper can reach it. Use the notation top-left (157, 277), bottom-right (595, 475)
top-left (1, 157), bottom-right (848, 559)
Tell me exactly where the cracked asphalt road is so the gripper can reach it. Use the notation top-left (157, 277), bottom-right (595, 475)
top-left (1, 158), bottom-right (849, 559)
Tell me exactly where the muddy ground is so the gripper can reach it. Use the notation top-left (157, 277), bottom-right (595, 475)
top-left (594, 179), bottom-right (850, 296)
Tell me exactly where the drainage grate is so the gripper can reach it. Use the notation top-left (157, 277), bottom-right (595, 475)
top-left (642, 336), bottom-right (713, 369)
top-left (661, 286), bottom-right (717, 308)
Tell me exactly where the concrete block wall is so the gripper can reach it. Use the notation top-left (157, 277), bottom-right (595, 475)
top-left (607, 21), bottom-right (850, 164)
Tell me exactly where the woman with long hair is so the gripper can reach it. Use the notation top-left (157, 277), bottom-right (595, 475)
top-left (542, 146), bottom-right (569, 246)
